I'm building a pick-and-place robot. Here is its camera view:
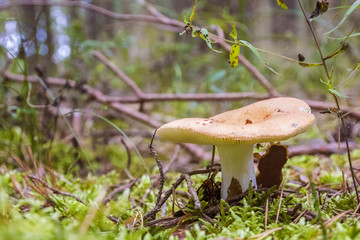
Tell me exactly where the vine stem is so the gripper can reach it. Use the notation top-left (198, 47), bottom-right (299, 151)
top-left (297, 0), bottom-right (359, 204)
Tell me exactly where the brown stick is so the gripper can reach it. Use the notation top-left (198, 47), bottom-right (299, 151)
top-left (2, 71), bottom-right (209, 160)
top-left (288, 141), bottom-right (358, 157)
top-left (4, 72), bottom-right (360, 120)
top-left (143, 168), bottom-right (216, 221)
top-left (29, 175), bottom-right (86, 205)
top-left (1, 0), bottom-right (183, 28)
top-left (184, 174), bottom-right (201, 210)
top-left (149, 129), bottom-right (165, 208)
top-left (93, 51), bottom-right (144, 98)
top-left (102, 180), bottom-right (137, 204)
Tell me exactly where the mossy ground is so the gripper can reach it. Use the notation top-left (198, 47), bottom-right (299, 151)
top-left (1, 128), bottom-right (360, 240)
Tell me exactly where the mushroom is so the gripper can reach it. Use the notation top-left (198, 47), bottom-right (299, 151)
top-left (157, 97), bottom-right (315, 199)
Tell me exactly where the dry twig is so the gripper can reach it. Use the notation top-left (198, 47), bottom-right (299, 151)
top-left (149, 128), bottom-right (165, 208)
top-left (184, 174), bottom-right (201, 210)
top-left (143, 168), bottom-right (217, 221)
top-left (103, 180), bottom-right (137, 204)
top-left (28, 175), bottom-right (86, 205)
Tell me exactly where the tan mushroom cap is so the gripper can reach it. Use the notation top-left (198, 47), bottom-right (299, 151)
top-left (157, 97), bottom-right (315, 145)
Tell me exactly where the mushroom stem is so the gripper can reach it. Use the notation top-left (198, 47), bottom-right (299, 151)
top-left (217, 144), bottom-right (257, 199)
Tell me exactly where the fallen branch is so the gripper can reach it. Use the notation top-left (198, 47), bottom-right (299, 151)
top-left (4, 71), bottom-right (360, 120)
top-left (142, 168), bottom-right (216, 221)
top-left (149, 128), bottom-right (165, 208)
top-left (93, 51), bottom-right (144, 99)
top-left (184, 174), bottom-right (201, 210)
top-left (288, 141), bottom-right (358, 157)
top-left (2, 71), bottom-right (208, 160)
top-left (29, 175), bottom-right (86, 205)
top-left (102, 180), bottom-right (137, 204)
top-left (2, 0), bottom-right (280, 98)
top-left (1, 0), bottom-right (183, 28)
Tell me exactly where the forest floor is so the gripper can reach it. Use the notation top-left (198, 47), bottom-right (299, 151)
top-left (2, 134), bottom-right (360, 240)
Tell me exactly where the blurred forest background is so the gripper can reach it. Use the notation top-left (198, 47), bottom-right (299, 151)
top-left (0, 0), bottom-right (360, 181)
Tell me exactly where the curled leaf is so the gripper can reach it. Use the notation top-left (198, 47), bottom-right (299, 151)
top-left (229, 44), bottom-right (240, 68)
top-left (194, 27), bottom-right (222, 53)
top-left (298, 53), bottom-right (305, 62)
top-left (310, 0), bottom-right (329, 20)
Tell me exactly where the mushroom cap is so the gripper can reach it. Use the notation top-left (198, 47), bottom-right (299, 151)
top-left (157, 97), bottom-right (315, 145)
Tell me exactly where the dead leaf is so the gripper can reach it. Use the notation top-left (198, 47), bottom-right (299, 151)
top-left (226, 177), bottom-right (243, 201)
top-left (256, 144), bottom-right (288, 188)
top-left (298, 53), bottom-right (305, 62)
top-left (197, 170), bottom-right (221, 206)
top-left (310, 0), bottom-right (329, 20)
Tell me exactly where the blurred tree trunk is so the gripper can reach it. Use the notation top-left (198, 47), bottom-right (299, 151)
top-left (18, 5), bottom-right (37, 73)
top-left (44, 4), bottom-right (54, 72)
top-left (85, 0), bottom-right (115, 40)
top-left (85, 1), bottom-right (97, 40)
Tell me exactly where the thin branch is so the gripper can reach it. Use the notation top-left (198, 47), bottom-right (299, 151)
top-left (288, 141), bottom-right (357, 157)
top-left (103, 180), bottom-right (137, 204)
top-left (29, 175), bottom-right (86, 205)
top-left (143, 168), bottom-right (217, 221)
top-left (143, 174), bottom-right (185, 221)
top-left (1, 0), bottom-right (183, 28)
top-left (184, 174), bottom-right (201, 210)
top-left (297, 0), bottom-right (360, 205)
top-left (3, 0), bottom-right (281, 99)
top-left (211, 27), bottom-right (280, 97)
top-left (3, 71), bottom-right (209, 160)
top-left (5, 71), bottom-right (360, 120)
top-left (163, 145), bottom-right (181, 174)
top-left (120, 138), bottom-right (132, 171)
top-left (93, 51), bottom-right (144, 98)
top-left (149, 128), bottom-right (165, 208)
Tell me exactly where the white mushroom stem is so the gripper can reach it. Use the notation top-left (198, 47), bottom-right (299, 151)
top-left (217, 144), bottom-right (257, 199)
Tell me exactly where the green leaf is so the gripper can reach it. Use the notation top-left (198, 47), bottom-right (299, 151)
top-left (229, 44), bottom-right (240, 68)
top-left (189, 0), bottom-right (198, 23)
top-left (328, 32), bottom-right (360, 40)
top-left (239, 40), bottom-right (279, 74)
top-left (229, 24), bottom-right (238, 42)
top-left (197, 28), bottom-right (222, 53)
top-left (319, 78), bottom-right (329, 85)
top-left (352, 62), bottom-right (360, 71)
top-left (277, 0), bottom-right (288, 9)
top-left (324, 0), bottom-right (360, 35)
top-left (191, 27), bottom-right (200, 37)
top-left (329, 89), bottom-right (350, 98)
